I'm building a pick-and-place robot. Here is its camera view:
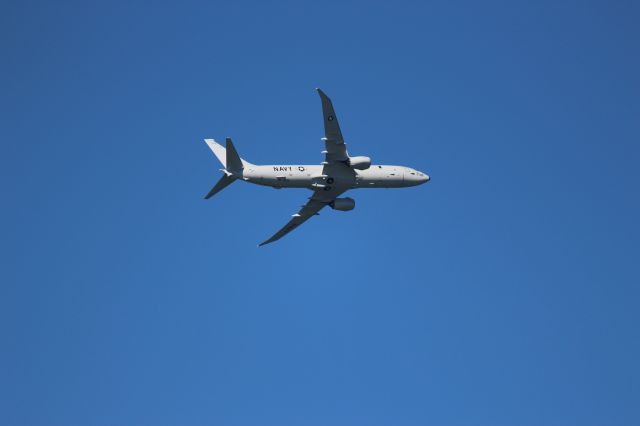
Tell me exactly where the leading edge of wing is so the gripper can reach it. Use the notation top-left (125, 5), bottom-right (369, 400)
top-left (258, 198), bottom-right (327, 247)
top-left (316, 88), bottom-right (344, 144)
top-left (316, 88), bottom-right (349, 164)
top-left (258, 188), bottom-right (347, 247)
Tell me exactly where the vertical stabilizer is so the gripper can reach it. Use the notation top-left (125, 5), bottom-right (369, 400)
top-left (204, 139), bottom-right (227, 167)
top-left (203, 137), bottom-right (252, 200)
top-left (204, 138), bottom-right (251, 170)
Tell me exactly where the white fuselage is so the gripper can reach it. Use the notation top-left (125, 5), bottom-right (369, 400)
top-left (238, 164), bottom-right (430, 191)
top-left (203, 87), bottom-right (431, 246)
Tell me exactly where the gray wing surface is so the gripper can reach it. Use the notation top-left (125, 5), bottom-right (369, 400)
top-left (259, 90), bottom-right (351, 246)
top-left (258, 187), bottom-right (346, 246)
top-left (317, 88), bottom-right (349, 164)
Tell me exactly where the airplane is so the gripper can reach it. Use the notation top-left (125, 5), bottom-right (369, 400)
top-left (203, 88), bottom-right (430, 246)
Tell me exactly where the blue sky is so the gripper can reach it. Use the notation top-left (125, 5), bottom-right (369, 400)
top-left (2, 0), bottom-right (639, 425)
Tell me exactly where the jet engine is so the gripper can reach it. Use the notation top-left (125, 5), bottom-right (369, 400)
top-left (330, 197), bottom-right (355, 211)
top-left (347, 156), bottom-right (371, 170)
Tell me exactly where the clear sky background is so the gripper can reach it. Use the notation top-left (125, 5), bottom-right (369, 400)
top-left (2, 1), bottom-right (639, 425)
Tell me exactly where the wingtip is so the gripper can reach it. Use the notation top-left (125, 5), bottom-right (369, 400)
top-left (259, 238), bottom-right (275, 247)
top-left (317, 88), bottom-right (331, 102)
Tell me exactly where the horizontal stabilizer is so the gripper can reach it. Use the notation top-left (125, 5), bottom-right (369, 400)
top-left (225, 138), bottom-right (243, 171)
top-left (204, 173), bottom-right (236, 199)
top-left (204, 138), bottom-right (252, 170)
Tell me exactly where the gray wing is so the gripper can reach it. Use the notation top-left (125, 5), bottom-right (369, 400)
top-left (317, 88), bottom-right (349, 164)
top-left (258, 188), bottom-right (346, 246)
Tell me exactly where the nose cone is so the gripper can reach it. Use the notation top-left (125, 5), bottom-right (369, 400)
top-left (404, 169), bottom-right (430, 186)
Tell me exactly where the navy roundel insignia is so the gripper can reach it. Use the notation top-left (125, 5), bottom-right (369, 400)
top-left (328, 115), bottom-right (334, 121)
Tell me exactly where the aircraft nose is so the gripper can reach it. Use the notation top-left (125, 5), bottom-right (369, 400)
top-left (416, 172), bottom-right (430, 184)
top-left (405, 170), bottom-right (430, 186)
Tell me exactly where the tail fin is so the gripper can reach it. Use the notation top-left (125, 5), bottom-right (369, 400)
top-left (204, 138), bottom-right (227, 167)
top-left (203, 137), bottom-right (252, 199)
top-left (204, 138), bottom-right (252, 171)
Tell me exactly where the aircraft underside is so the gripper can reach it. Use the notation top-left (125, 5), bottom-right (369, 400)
top-left (242, 164), bottom-right (416, 190)
top-left (203, 88), bottom-right (429, 246)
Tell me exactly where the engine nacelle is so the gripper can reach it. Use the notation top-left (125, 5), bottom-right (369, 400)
top-left (347, 156), bottom-right (371, 170)
top-left (330, 197), bottom-right (355, 211)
